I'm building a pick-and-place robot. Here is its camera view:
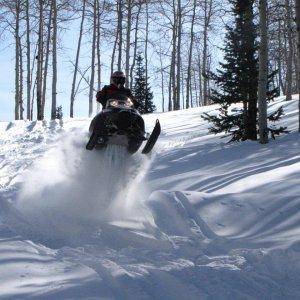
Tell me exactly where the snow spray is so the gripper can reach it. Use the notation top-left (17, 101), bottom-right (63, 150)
top-left (15, 129), bottom-right (154, 244)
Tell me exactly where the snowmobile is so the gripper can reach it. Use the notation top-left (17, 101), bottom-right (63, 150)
top-left (86, 95), bottom-right (161, 154)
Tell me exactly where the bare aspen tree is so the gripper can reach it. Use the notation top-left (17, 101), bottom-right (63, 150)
top-left (197, 47), bottom-right (203, 106)
top-left (96, 0), bottom-right (101, 89)
top-left (30, 78), bottom-right (36, 120)
top-left (285, 0), bottom-right (293, 100)
top-left (186, 0), bottom-right (196, 109)
top-left (181, 67), bottom-right (185, 109)
top-left (202, 0), bottom-right (213, 106)
top-left (156, 0), bottom-right (182, 111)
top-left (29, 42), bottom-right (38, 120)
top-left (169, 0), bottom-right (177, 111)
top-left (51, 0), bottom-right (57, 120)
top-left (111, 2), bottom-right (119, 74)
top-left (258, 0), bottom-right (268, 144)
top-left (145, 0), bottom-right (149, 111)
top-left (25, 0), bottom-right (31, 120)
top-left (111, 33), bottom-right (118, 74)
top-left (125, 0), bottom-right (132, 87)
top-left (175, 0), bottom-right (182, 110)
top-left (89, 0), bottom-right (97, 117)
top-left (19, 34), bottom-right (24, 119)
top-left (277, 20), bottom-right (285, 94)
top-left (268, 0), bottom-right (297, 97)
top-left (117, 0), bottom-right (123, 71)
top-left (158, 46), bottom-right (165, 112)
top-left (296, 0), bottom-right (300, 131)
top-left (96, 0), bottom-right (101, 112)
top-left (193, 68), bottom-right (198, 106)
top-left (36, 0), bottom-right (44, 120)
top-left (42, 7), bottom-right (52, 114)
top-left (293, 36), bottom-right (299, 92)
top-left (70, 0), bottom-right (86, 117)
top-left (129, 2), bottom-right (142, 89)
top-left (14, 0), bottom-right (20, 120)
top-left (191, 69), bottom-right (195, 107)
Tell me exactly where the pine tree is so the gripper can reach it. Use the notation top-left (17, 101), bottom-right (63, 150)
top-left (202, 0), bottom-right (258, 141)
top-left (133, 53), bottom-right (156, 114)
top-left (202, 0), bottom-right (284, 142)
top-left (55, 105), bottom-right (63, 120)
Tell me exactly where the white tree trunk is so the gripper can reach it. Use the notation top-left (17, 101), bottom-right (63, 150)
top-left (193, 68), bottom-right (198, 106)
top-left (88, 0), bottom-right (97, 117)
top-left (285, 0), bottom-right (293, 100)
top-left (36, 0), bottom-right (44, 120)
top-left (111, 2), bottom-right (119, 74)
top-left (111, 31), bottom-right (118, 74)
top-left (145, 0), bottom-right (149, 111)
top-left (202, 0), bottom-right (213, 106)
top-left (117, 0), bottom-right (123, 71)
top-left (158, 43), bottom-right (165, 112)
top-left (70, 0), bottom-right (86, 117)
top-left (19, 34), bottom-right (24, 120)
top-left (169, 0), bottom-right (177, 111)
top-left (296, 0), bottom-right (300, 131)
top-left (175, 0), bottom-right (182, 110)
top-left (26, 0), bottom-right (31, 120)
top-left (129, 3), bottom-right (142, 89)
top-left (96, 0), bottom-right (101, 113)
top-left (186, 0), bottom-right (196, 109)
top-left (51, 0), bottom-right (57, 120)
top-left (42, 9), bottom-right (52, 115)
top-left (125, 0), bottom-right (132, 88)
top-left (14, 0), bottom-right (21, 120)
top-left (197, 49), bottom-right (203, 106)
top-left (29, 42), bottom-right (38, 120)
top-left (277, 20), bottom-right (285, 95)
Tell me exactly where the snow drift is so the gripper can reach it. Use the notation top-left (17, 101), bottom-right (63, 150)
top-left (12, 128), bottom-right (154, 248)
top-left (0, 96), bottom-right (300, 299)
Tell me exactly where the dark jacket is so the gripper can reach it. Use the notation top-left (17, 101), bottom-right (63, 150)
top-left (96, 84), bottom-right (139, 109)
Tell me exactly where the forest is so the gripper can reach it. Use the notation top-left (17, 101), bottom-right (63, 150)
top-left (0, 0), bottom-right (299, 135)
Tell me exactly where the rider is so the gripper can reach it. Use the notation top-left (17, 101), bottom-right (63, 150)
top-left (86, 71), bottom-right (139, 150)
top-left (96, 71), bottom-right (139, 109)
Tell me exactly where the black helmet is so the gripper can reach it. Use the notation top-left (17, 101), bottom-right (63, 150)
top-left (111, 71), bottom-right (126, 86)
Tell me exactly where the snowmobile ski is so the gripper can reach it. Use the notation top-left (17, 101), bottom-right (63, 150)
top-left (142, 119), bottom-right (161, 154)
top-left (86, 132), bottom-right (98, 150)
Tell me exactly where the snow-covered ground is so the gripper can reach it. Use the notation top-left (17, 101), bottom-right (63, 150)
top-left (0, 95), bottom-right (299, 299)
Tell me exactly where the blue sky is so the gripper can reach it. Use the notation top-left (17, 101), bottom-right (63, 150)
top-left (0, 46), bottom-right (15, 121)
top-left (0, 37), bottom-right (89, 121)
top-left (0, 23), bottom-right (165, 122)
top-left (0, 13), bottom-right (225, 122)
top-left (0, 47), bottom-right (163, 122)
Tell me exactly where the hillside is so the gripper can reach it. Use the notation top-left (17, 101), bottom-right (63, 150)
top-left (0, 96), bottom-right (299, 299)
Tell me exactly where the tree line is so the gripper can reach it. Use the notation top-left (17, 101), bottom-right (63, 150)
top-left (0, 0), bottom-right (299, 126)
top-left (203, 0), bottom-right (299, 144)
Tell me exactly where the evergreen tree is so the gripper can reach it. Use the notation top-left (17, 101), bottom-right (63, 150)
top-left (55, 105), bottom-right (63, 119)
top-left (202, 0), bottom-right (283, 142)
top-left (133, 53), bottom-right (156, 114)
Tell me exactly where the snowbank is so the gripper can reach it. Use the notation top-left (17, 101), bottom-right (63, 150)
top-left (0, 96), bottom-right (299, 299)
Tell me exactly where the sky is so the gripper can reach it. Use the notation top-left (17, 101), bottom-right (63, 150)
top-left (0, 26), bottom-right (102, 122)
top-left (0, 22), bottom-right (166, 122)
top-left (0, 44), bottom-right (164, 122)
top-left (0, 46), bottom-right (15, 121)
top-left (0, 8), bottom-right (225, 122)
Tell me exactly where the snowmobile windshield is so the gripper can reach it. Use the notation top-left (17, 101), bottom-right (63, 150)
top-left (107, 97), bottom-right (134, 109)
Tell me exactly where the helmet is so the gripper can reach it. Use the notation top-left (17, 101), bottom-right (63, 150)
top-left (111, 71), bottom-right (126, 86)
